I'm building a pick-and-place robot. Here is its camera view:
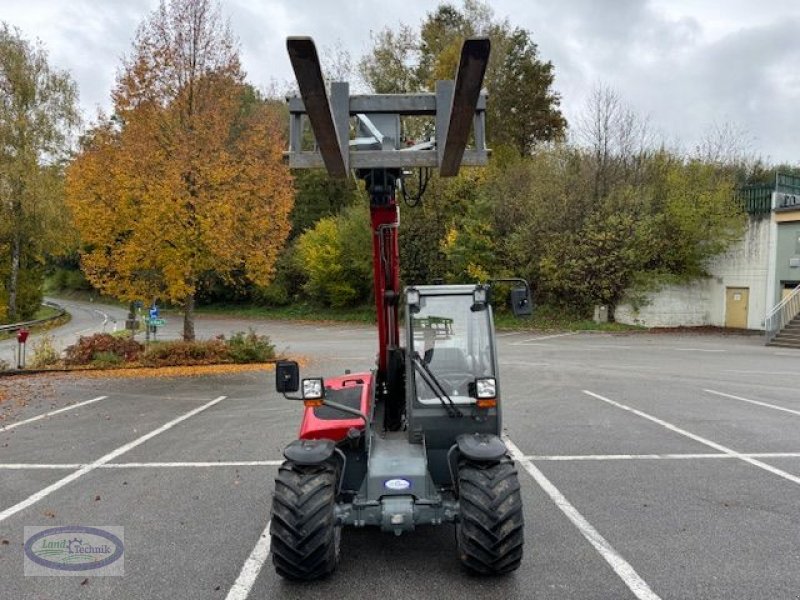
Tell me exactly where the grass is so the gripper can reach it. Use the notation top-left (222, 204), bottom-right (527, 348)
top-left (32, 305), bottom-right (62, 321)
top-left (48, 289), bottom-right (127, 308)
top-left (194, 301), bottom-right (643, 332)
top-left (194, 302), bottom-right (377, 324)
top-left (493, 306), bottom-right (644, 332)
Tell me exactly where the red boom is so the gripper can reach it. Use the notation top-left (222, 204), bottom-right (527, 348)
top-left (370, 198), bottom-right (400, 376)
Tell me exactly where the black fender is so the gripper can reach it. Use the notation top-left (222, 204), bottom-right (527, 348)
top-left (456, 433), bottom-right (508, 462)
top-left (283, 438), bottom-right (336, 466)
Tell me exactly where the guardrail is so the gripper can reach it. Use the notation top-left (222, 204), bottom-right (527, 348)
top-left (765, 284), bottom-right (800, 344)
top-left (0, 301), bottom-right (67, 333)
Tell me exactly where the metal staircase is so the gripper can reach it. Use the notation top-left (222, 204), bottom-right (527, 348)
top-left (765, 284), bottom-right (800, 347)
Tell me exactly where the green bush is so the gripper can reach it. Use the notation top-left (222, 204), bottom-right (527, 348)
top-left (225, 329), bottom-right (275, 363)
top-left (31, 335), bottom-right (61, 368)
top-left (296, 204), bottom-right (372, 307)
top-left (255, 244), bottom-right (304, 306)
top-left (46, 267), bottom-right (93, 293)
top-left (91, 351), bottom-right (123, 368)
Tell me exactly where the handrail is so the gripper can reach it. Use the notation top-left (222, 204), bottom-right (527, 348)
top-left (765, 284), bottom-right (800, 344)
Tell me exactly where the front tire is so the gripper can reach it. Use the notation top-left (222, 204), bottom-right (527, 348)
top-left (270, 461), bottom-right (340, 580)
top-left (456, 458), bottom-right (524, 575)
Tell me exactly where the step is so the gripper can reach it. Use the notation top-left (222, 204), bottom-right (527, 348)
top-left (767, 341), bottom-right (800, 349)
top-left (775, 329), bottom-right (800, 339)
top-left (775, 333), bottom-right (800, 341)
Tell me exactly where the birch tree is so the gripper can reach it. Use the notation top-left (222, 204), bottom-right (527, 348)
top-left (0, 23), bottom-right (79, 321)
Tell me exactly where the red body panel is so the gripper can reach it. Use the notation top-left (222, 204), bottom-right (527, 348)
top-left (298, 372), bottom-right (373, 441)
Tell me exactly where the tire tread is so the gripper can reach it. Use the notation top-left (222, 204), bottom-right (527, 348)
top-left (456, 459), bottom-right (524, 575)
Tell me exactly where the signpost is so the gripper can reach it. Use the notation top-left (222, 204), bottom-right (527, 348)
top-left (144, 304), bottom-right (165, 341)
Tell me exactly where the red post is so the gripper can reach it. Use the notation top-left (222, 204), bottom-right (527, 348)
top-left (16, 328), bottom-right (29, 369)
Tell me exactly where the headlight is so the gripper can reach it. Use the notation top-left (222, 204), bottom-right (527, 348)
top-left (302, 378), bottom-right (325, 400)
top-left (475, 377), bottom-right (496, 399)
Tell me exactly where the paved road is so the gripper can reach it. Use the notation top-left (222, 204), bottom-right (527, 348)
top-left (1, 318), bottom-right (799, 599)
top-left (0, 298), bottom-right (129, 367)
top-left (2, 296), bottom-right (372, 369)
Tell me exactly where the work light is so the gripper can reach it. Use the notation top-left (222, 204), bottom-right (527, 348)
top-left (302, 378), bottom-right (325, 400)
top-left (475, 377), bottom-right (496, 399)
top-left (471, 285), bottom-right (488, 311)
top-left (407, 288), bottom-right (420, 313)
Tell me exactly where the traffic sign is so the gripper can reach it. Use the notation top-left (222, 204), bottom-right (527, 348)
top-left (147, 318), bottom-right (166, 327)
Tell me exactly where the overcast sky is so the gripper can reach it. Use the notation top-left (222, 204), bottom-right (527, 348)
top-left (2, 0), bottom-right (798, 164)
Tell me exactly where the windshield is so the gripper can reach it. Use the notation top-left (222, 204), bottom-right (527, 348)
top-left (410, 294), bottom-right (494, 404)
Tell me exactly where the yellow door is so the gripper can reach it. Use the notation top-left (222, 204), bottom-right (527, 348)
top-left (725, 287), bottom-right (749, 329)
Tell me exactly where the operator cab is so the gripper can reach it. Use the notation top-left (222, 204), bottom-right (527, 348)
top-left (406, 285), bottom-right (498, 407)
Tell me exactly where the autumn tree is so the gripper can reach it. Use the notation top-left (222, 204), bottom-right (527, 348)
top-left (0, 23), bottom-right (79, 322)
top-left (66, 0), bottom-right (293, 339)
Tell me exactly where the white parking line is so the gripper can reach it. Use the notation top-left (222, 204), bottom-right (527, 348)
top-left (225, 521), bottom-right (272, 600)
top-left (0, 461), bottom-right (284, 470)
top-left (501, 361), bottom-right (551, 367)
top-left (511, 332), bottom-right (579, 345)
top-left (722, 369), bottom-right (797, 376)
top-left (504, 437), bottom-right (661, 600)
top-left (0, 464), bottom-right (82, 469)
top-left (524, 452), bottom-right (800, 461)
top-left (6, 454), bottom-right (800, 470)
top-left (0, 395), bottom-right (108, 432)
top-left (0, 395), bottom-right (227, 524)
top-left (704, 389), bottom-right (800, 417)
top-left (589, 344), bottom-right (633, 350)
top-left (582, 390), bottom-right (800, 486)
top-left (673, 348), bottom-right (725, 353)
top-left (103, 461), bottom-right (284, 468)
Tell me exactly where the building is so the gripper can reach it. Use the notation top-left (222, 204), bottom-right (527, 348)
top-left (616, 173), bottom-right (800, 334)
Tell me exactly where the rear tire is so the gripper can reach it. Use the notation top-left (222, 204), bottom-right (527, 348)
top-left (271, 461), bottom-right (340, 580)
top-left (456, 458), bottom-right (524, 575)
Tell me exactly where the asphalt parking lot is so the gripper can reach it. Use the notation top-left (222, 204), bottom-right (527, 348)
top-left (1, 322), bottom-right (799, 599)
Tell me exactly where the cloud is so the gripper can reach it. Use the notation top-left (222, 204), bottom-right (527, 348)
top-left (1, 0), bottom-right (797, 164)
top-left (504, 0), bottom-right (799, 163)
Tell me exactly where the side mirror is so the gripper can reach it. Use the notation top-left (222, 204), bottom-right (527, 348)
top-left (276, 360), bottom-right (299, 393)
top-left (511, 286), bottom-right (533, 317)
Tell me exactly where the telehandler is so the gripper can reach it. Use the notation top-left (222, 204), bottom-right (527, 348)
top-left (272, 36), bottom-right (532, 580)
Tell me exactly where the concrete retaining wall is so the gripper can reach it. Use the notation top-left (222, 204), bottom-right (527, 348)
top-left (617, 216), bottom-right (771, 330)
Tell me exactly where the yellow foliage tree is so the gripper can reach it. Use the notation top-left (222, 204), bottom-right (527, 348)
top-left (65, 0), bottom-right (293, 339)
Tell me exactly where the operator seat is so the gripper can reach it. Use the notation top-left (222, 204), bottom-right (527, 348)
top-left (426, 347), bottom-right (470, 373)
